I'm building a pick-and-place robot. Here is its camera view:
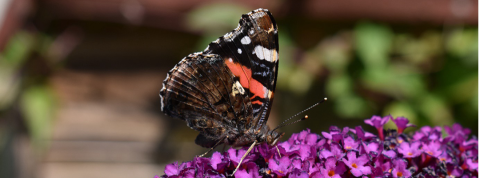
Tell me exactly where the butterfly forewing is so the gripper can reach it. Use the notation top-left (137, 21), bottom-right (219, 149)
top-left (242, 10), bottom-right (279, 129)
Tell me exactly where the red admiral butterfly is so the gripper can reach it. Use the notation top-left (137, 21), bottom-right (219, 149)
top-left (159, 8), bottom-right (282, 174)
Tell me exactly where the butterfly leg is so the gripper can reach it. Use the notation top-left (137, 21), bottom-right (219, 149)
top-left (198, 137), bottom-right (225, 157)
top-left (275, 145), bottom-right (282, 158)
top-left (230, 140), bottom-right (257, 176)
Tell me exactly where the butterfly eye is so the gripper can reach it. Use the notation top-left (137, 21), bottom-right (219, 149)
top-left (198, 120), bottom-right (207, 127)
top-left (269, 132), bottom-right (285, 146)
top-left (194, 119), bottom-right (212, 128)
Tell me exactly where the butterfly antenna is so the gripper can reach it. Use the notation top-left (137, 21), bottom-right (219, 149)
top-left (272, 97), bottom-right (327, 132)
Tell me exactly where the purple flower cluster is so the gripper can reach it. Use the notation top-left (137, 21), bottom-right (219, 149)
top-left (159, 116), bottom-right (478, 177)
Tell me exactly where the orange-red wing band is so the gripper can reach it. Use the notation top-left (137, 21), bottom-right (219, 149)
top-left (225, 58), bottom-right (266, 104)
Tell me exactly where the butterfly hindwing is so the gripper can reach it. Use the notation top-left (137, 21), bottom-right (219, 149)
top-left (160, 53), bottom-right (252, 142)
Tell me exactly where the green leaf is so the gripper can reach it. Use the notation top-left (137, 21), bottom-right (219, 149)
top-left (288, 69), bottom-right (313, 95)
top-left (446, 28), bottom-right (478, 65)
top-left (277, 32), bottom-right (296, 91)
top-left (20, 85), bottom-right (56, 151)
top-left (326, 73), bottom-right (353, 98)
top-left (334, 94), bottom-right (370, 117)
top-left (361, 65), bottom-right (425, 99)
top-left (1, 31), bottom-right (35, 67)
top-left (314, 36), bottom-right (352, 72)
top-left (186, 4), bottom-right (250, 34)
top-left (445, 74), bottom-right (477, 103)
top-left (394, 31), bottom-right (442, 65)
top-left (354, 22), bottom-right (393, 69)
top-left (419, 94), bottom-right (453, 126)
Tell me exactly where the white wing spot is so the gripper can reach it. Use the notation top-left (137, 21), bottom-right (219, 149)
top-left (253, 45), bottom-right (275, 62)
top-left (241, 36), bottom-right (251, 45)
top-left (237, 48), bottom-right (242, 54)
top-left (232, 81), bottom-right (245, 96)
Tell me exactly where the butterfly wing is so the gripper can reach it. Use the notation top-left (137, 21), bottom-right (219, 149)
top-left (204, 9), bottom-right (279, 131)
top-left (160, 53), bottom-right (251, 145)
top-left (159, 9), bottom-right (279, 147)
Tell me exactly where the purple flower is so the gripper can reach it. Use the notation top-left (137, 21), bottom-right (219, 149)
top-left (361, 141), bottom-right (380, 156)
top-left (413, 126), bottom-right (443, 141)
top-left (445, 123), bottom-right (471, 136)
top-left (319, 158), bottom-right (347, 178)
top-left (278, 142), bottom-right (313, 160)
top-left (298, 145), bottom-right (314, 160)
top-left (164, 162), bottom-right (180, 176)
top-left (164, 162), bottom-right (195, 177)
top-left (391, 116), bottom-right (416, 133)
top-left (289, 129), bottom-right (320, 145)
top-left (291, 157), bottom-right (303, 170)
top-left (160, 116), bottom-right (477, 178)
top-left (234, 162), bottom-right (261, 178)
top-left (322, 130), bottom-right (343, 143)
top-left (365, 115), bottom-right (391, 140)
top-left (364, 115), bottom-right (390, 129)
top-left (210, 152), bottom-right (227, 171)
top-left (372, 155), bottom-right (392, 176)
top-left (447, 163), bottom-right (464, 177)
top-left (342, 151), bottom-right (372, 177)
top-left (422, 140), bottom-right (442, 158)
top-left (304, 133), bottom-right (320, 145)
top-left (397, 142), bottom-right (422, 158)
top-left (256, 143), bottom-right (281, 162)
top-left (306, 161), bottom-right (322, 175)
top-left (289, 168), bottom-right (309, 178)
top-left (464, 158), bottom-right (478, 171)
top-left (438, 151), bottom-right (454, 163)
top-left (460, 139), bottom-right (478, 152)
top-left (444, 123), bottom-right (471, 144)
top-left (351, 126), bottom-right (376, 141)
top-left (192, 157), bottom-right (216, 176)
top-left (343, 136), bottom-right (359, 151)
top-left (269, 156), bottom-right (292, 176)
top-left (391, 159), bottom-right (412, 178)
top-left (278, 141), bottom-right (296, 154)
top-left (382, 150), bottom-right (397, 159)
top-left (320, 143), bottom-right (345, 160)
top-left (228, 148), bottom-right (256, 166)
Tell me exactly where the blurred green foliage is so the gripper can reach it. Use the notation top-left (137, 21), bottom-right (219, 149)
top-left (186, 5), bottom-right (477, 132)
top-left (0, 30), bottom-right (57, 154)
top-left (20, 85), bottom-right (56, 151)
top-left (0, 32), bottom-right (34, 110)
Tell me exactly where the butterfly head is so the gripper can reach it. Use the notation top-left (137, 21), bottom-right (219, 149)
top-left (266, 130), bottom-right (285, 146)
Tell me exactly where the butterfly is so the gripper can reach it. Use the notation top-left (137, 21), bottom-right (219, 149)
top-left (159, 8), bottom-right (282, 174)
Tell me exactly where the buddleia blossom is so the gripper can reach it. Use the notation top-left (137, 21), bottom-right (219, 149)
top-left (364, 115), bottom-right (391, 140)
top-left (158, 116), bottom-right (478, 178)
top-left (391, 116), bottom-right (416, 134)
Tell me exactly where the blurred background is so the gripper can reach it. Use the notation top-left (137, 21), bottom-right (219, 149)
top-left (0, 0), bottom-right (477, 177)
